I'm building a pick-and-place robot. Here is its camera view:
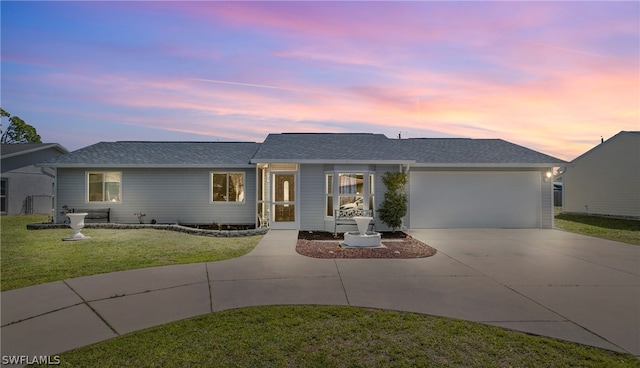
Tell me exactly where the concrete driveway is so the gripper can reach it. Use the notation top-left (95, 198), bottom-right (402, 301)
top-left (1, 228), bottom-right (638, 362)
top-left (406, 228), bottom-right (639, 356)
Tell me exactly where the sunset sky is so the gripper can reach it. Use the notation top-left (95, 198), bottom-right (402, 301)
top-left (2, 1), bottom-right (638, 161)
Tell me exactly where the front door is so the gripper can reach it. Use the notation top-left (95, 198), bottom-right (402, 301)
top-left (271, 173), bottom-right (297, 229)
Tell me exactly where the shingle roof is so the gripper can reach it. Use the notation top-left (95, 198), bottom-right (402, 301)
top-left (40, 133), bottom-right (567, 168)
top-left (397, 138), bottom-right (566, 165)
top-left (1, 143), bottom-right (68, 158)
top-left (251, 133), bottom-right (412, 163)
top-left (41, 141), bottom-right (260, 168)
top-left (251, 133), bottom-right (565, 166)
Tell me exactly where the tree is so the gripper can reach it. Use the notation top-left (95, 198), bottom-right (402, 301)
top-left (0, 108), bottom-right (42, 144)
top-left (377, 171), bottom-right (408, 232)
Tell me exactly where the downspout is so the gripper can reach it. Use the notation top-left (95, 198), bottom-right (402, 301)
top-left (53, 167), bottom-right (58, 223)
top-left (400, 163), bottom-right (411, 230)
top-left (40, 166), bottom-right (58, 222)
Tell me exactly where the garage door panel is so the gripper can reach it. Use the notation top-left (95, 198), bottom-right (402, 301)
top-left (410, 171), bottom-right (540, 228)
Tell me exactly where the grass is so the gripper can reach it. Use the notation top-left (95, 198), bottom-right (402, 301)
top-left (38, 305), bottom-right (640, 368)
top-left (5, 215), bottom-right (639, 366)
top-left (554, 209), bottom-right (640, 246)
top-left (1, 215), bottom-right (261, 291)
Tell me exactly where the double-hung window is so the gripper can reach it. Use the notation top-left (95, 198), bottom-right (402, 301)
top-left (325, 174), bottom-right (333, 216)
top-left (212, 173), bottom-right (245, 202)
top-left (88, 172), bottom-right (121, 202)
top-left (326, 172), bottom-right (375, 217)
top-left (339, 173), bottom-right (364, 210)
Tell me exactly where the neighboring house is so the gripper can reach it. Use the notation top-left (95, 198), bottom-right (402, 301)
top-left (563, 131), bottom-right (640, 219)
top-left (39, 133), bottom-right (565, 229)
top-left (1, 143), bottom-right (69, 215)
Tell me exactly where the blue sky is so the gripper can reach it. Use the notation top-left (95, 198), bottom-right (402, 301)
top-left (2, 1), bottom-right (638, 160)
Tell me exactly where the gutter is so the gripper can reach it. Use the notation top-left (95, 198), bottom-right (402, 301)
top-left (40, 167), bottom-right (56, 178)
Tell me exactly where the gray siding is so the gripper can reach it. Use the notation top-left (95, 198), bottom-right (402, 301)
top-left (297, 164), bottom-right (401, 232)
top-left (564, 134), bottom-right (640, 218)
top-left (55, 168), bottom-right (256, 224)
top-left (541, 172), bottom-right (554, 228)
top-left (299, 164), bottom-right (325, 230)
top-left (3, 165), bottom-right (55, 214)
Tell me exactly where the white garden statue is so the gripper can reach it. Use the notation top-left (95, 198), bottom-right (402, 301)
top-left (63, 213), bottom-right (91, 241)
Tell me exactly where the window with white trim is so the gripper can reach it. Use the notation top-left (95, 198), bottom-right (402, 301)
top-left (339, 173), bottom-right (364, 210)
top-left (212, 172), bottom-right (245, 202)
top-left (88, 172), bottom-right (121, 202)
top-left (326, 172), bottom-right (375, 217)
top-left (369, 173), bottom-right (375, 212)
top-left (325, 174), bottom-right (333, 217)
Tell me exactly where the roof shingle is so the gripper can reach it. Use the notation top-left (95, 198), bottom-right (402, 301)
top-left (41, 141), bottom-right (260, 167)
top-left (251, 133), bottom-right (411, 162)
top-left (397, 138), bottom-right (566, 164)
top-left (40, 133), bottom-right (567, 167)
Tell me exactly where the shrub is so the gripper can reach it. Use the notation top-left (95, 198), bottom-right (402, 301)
top-left (378, 172), bottom-right (408, 232)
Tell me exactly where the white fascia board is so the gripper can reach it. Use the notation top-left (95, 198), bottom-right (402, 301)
top-left (250, 159), bottom-right (416, 165)
top-left (410, 163), bottom-right (565, 168)
top-left (36, 163), bottom-right (256, 169)
top-left (3, 144), bottom-right (69, 159)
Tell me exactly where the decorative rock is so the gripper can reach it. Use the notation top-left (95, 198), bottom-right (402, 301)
top-left (27, 222), bottom-right (269, 237)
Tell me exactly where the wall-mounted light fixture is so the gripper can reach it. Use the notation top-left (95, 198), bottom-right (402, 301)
top-left (544, 171), bottom-right (553, 182)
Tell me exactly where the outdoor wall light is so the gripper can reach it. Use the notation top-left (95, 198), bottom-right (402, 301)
top-left (544, 171), bottom-right (553, 182)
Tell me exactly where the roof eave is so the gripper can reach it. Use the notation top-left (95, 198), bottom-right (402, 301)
top-left (250, 159), bottom-right (416, 165)
top-left (2, 143), bottom-right (69, 159)
top-left (411, 162), bottom-right (566, 168)
top-left (36, 163), bottom-right (256, 169)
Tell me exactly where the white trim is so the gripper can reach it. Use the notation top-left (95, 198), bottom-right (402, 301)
top-left (44, 164), bottom-right (256, 169)
top-left (251, 159), bottom-right (415, 165)
top-left (210, 171), bottom-right (247, 204)
top-left (86, 171), bottom-right (122, 204)
top-left (410, 163), bottom-right (565, 168)
top-left (3, 143), bottom-right (68, 159)
top-left (269, 170), bottom-right (299, 229)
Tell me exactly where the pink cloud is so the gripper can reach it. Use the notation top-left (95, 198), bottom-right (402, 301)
top-left (84, 68), bottom-right (636, 161)
top-left (32, 61), bottom-right (635, 161)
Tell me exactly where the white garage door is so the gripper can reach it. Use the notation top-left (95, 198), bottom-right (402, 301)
top-left (409, 171), bottom-right (541, 228)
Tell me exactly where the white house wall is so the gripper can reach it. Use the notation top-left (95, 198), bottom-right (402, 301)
top-left (55, 168), bottom-right (256, 224)
top-left (564, 134), bottom-right (640, 218)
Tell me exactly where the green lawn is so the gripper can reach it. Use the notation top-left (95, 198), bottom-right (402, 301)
top-left (554, 209), bottom-right (640, 246)
top-left (1, 215), bottom-right (261, 291)
top-left (40, 305), bottom-right (639, 368)
top-left (5, 215), bottom-right (640, 366)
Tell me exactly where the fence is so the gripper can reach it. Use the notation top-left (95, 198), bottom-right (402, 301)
top-left (24, 195), bottom-right (54, 215)
top-left (553, 190), bottom-right (562, 207)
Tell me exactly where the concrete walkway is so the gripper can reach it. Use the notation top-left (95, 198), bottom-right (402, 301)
top-left (2, 229), bottom-right (639, 363)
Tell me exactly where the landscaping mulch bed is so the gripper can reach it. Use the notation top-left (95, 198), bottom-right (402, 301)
top-left (296, 231), bottom-right (437, 259)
